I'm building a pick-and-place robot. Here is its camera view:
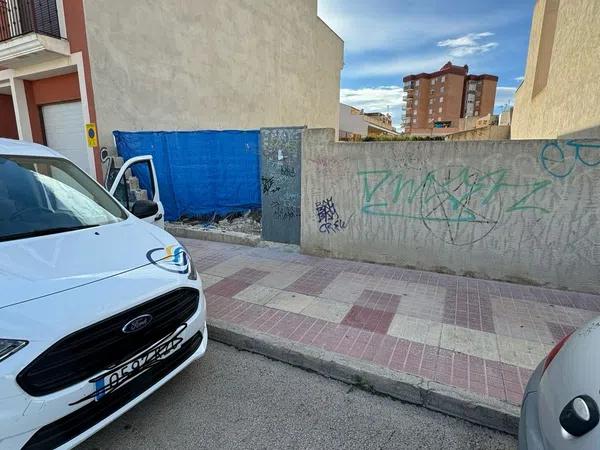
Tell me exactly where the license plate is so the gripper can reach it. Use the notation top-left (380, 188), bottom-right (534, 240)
top-left (83, 324), bottom-right (187, 404)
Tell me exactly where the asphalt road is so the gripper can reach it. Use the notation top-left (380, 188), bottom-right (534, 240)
top-left (79, 341), bottom-right (517, 450)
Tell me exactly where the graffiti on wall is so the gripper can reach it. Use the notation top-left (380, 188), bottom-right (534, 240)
top-left (539, 139), bottom-right (600, 178)
top-left (316, 197), bottom-right (347, 233)
top-left (358, 166), bottom-right (552, 245)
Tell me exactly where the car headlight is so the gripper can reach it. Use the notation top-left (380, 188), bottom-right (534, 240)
top-left (0, 339), bottom-right (28, 363)
top-left (180, 244), bottom-right (197, 280)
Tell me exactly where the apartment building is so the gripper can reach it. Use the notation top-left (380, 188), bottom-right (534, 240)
top-left (339, 103), bottom-right (399, 141)
top-left (401, 62), bottom-right (498, 136)
top-left (512, 0), bottom-right (600, 139)
top-left (0, 0), bottom-right (343, 181)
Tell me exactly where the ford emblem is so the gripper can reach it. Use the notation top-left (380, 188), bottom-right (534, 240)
top-left (122, 314), bottom-right (153, 333)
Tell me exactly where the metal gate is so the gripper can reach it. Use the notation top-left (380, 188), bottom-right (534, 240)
top-left (260, 127), bottom-right (303, 244)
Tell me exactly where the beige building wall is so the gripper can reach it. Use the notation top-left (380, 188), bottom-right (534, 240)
top-left (82, 0), bottom-right (343, 150)
top-left (512, 0), bottom-right (600, 139)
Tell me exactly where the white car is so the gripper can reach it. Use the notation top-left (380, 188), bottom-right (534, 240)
top-left (0, 139), bottom-right (207, 449)
top-left (519, 317), bottom-right (600, 449)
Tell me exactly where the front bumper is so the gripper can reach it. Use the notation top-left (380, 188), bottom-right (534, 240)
top-left (518, 360), bottom-right (545, 450)
top-left (0, 291), bottom-right (207, 450)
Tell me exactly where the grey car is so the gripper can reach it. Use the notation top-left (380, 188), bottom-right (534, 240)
top-left (519, 317), bottom-right (600, 449)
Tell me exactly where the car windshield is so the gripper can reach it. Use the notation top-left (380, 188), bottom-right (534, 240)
top-left (0, 155), bottom-right (128, 242)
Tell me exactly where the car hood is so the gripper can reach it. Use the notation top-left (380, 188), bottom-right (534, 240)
top-left (0, 219), bottom-right (182, 309)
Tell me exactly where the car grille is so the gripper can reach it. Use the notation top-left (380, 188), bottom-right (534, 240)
top-left (22, 331), bottom-right (203, 450)
top-left (17, 288), bottom-right (199, 396)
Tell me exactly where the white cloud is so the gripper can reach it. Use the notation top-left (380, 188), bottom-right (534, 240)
top-left (318, 1), bottom-right (519, 54)
top-left (340, 86), bottom-right (405, 126)
top-left (515, 76), bottom-right (525, 81)
top-left (437, 32), bottom-right (494, 48)
top-left (437, 32), bottom-right (498, 58)
top-left (494, 86), bottom-right (518, 111)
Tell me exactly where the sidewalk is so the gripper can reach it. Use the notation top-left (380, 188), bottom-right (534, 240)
top-left (182, 238), bottom-right (600, 432)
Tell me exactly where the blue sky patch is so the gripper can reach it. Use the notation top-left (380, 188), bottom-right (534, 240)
top-left (318, 0), bottom-right (533, 127)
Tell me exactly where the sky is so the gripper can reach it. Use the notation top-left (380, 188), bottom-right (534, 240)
top-left (317, 0), bottom-right (534, 129)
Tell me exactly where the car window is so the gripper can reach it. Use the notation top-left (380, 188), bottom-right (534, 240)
top-left (0, 155), bottom-right (128, 242)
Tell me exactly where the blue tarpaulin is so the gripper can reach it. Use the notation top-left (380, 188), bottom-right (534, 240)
top-left (113, 130), bottom-right (261, 221)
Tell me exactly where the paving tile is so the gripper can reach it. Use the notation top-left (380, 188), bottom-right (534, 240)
top-left (395, 290), bottom-right (445, 322)
top-left (234, 303), bottom-right (271, 328)
top-left (199, 273), bottom-right (223, 289)
top-left (229, 267), bottom-right (269, 283)
top-left (334, 325), bottom-right (363, 355)
top-left (347, 330), bottom-right (375, 359)
top-left (266, 291), bottom-right (318, 314)
top-left (497, 335), bottom-right (551, 370)
top-left (356, 289), bottom-right (402, 313)
top-left (546, 322), bottom-right (577, 342)
top-left (361, 332), bottom-right (386, 362)
top-left (342, 305), bottom-right (394, 334)
top-left (440, 324), bottom-right (499, 361)
top-left (387, 314), bottom-right (442, 346)
top-left (233, 285), bottom-right (282, 305)
top-left (287, 317), bottom-right (318, 341)
top-left (372, 335), bottom-right (398, 367)
top-left (256, 309), bottom-right (288, 333)
top-left (313, 323), bottom-right (350, 352)
top-left (299, 319), bottom-right (328, 345)
top-left (202, 255), bottom-right (252, 278)
top-left (287, 266), bottom-right (343, 296)
top-left (319, 272), bottom-right (369, 303)
top-left (299, 297), bottom-right (352, 323)
top-left (256, 263), bottom-right (312, 289)
top-left (269, 312), bottom-right (307, 340)
top-left (186, 238), bottom-right (600, 408)
top-left (204, 278), bottom-right (251, 298)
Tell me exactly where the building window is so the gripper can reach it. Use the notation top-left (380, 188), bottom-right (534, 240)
top-left (415, 80), bottom-right (420, 86)
top-left (475, 100), bottom-right (480, 106)
top-left (441, 76), bottom-right (445, 83)
top-left (438, 107), bottom-right (443, 113)
top-left (431, 78), bottom-right (436, 85)
top-left (413, 118), bottom-right (417, 123)
top-left (438, 117), bottom-right (442, 121)
top-left (429, 98), bottom-right (433, 105)
top-left (414, 99), bottom-right (419, 106)
top-left (440, 86), bottom-right (445, 93)
top-left (439, 97), bottom-right (444, 103)
top-left (475, 111), bottom-right (479, 116)
top-left (428, 109), bottom-right (432, 115)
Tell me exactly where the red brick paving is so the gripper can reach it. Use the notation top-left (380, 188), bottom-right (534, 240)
top-left (187, 238), bottom-right (600, 408)
top-left (341, 305), bottom-right (395, 334)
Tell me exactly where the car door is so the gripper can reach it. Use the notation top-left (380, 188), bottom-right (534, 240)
top-left (109, 156), bottom-right (164, 228)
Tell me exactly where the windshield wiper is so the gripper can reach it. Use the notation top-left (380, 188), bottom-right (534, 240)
top-left (0, 224), bottom-right (100, 242)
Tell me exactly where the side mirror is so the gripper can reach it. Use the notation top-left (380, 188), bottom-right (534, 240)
top-left (131, 200), bottom-right (159, 219)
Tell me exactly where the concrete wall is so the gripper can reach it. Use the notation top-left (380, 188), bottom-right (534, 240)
top-left (512, 0), bottom-right (600, 139)
top-left (301, 129), bottom-right (600, 293)
top-left (446, 125), bottom-right (510, 141)
top-left (83, 0), bottom-right (343, 151)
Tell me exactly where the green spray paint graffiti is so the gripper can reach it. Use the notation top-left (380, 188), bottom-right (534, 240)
top-left (358, 166), bottom-right (552, 245)
top-left (539, 139), bottom-right (600, 178)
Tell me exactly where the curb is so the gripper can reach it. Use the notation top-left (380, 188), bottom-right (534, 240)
top-left (166, 223), bottom-right (261, 247)
top-left (207, 319), bottom-right (520, 436)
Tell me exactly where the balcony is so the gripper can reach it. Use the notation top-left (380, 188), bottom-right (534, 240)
top-left (0, 0), bottom-right (69, 68)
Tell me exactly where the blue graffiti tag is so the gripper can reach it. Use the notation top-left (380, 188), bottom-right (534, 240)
top-left (539, 139), bottom-right (600, 178)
